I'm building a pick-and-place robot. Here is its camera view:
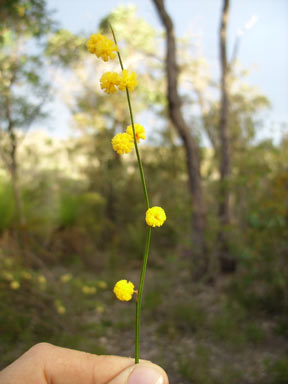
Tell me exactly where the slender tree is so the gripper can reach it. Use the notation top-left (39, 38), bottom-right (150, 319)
top-left (218, 0), bottom-right (236, 272)
top-left (0, 0), bottom-right (52, 229)
top-left (152, 0), bottom-right (207, 273)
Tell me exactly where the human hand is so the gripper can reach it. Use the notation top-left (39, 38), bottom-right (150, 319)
top-left (0, 343), bottom-right (168, 384)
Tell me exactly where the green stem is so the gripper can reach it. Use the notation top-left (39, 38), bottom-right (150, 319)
top-left (125, 88), bottom-right (150, 210)
top-left (110, 24), bottom-right (151, 363)
top-left (135, 226), bottom-right (151, 363)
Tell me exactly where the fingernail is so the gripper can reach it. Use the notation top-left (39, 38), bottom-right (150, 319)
top-left (128, 364), bottom-right (164, 384)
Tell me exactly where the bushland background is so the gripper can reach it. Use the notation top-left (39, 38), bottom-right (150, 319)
top-left (0, 1), bottom-right (287, 383)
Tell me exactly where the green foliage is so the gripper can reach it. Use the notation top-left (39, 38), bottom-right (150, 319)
top-left (58, 191), bottom-right (105, 228)
top-left (100, 5), bottom-right (156, 54)
top-left (0, 44), bottom-right (49, 132)
top-left (265, 354), bottom-right (288, 384)
top-left (0, 181), bottom-right (15, 232)
top-left (0, 0), bottom-right (54, 41)
top-left (144, 290), bottom-right (162, 311)
top-left (209, 301), bottom-right (247, 346)
top-left (157, 298), bottom-right (206, 338)
top-left (245, 322), bottom-right (265, 345)
top-left (172, 300), bottom-right (206, 333)
top-left (229, 157), bottom-right (288, 316)
top-left (45, 29), bottom-right (85, 66)
top-left (0, 251), bottom-right (109, 367)
top-left (178, 345), bottom-right (213, 384)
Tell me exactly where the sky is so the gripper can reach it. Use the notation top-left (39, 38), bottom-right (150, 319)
top-left (44, 0), bottom-right (288, 143)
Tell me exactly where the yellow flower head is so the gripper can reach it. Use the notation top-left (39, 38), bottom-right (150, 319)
top-left (55, 300), bottom-right (66, 315)
top-left (113, 279), bottom-right (135, 301)
top-left (100, 72), bottom-right (120, 94)
top-left (118, 69), bottom-right (138, 91)
top-left (97, 280), bottom-right (108, 289)
top-left (112, 133), bottom-right (134, 154)
top-left (60, 273), bottom-right (72, 283)
top-left (87, 33), bottom-right (118, 61)
top-left (38, 275), bottom-right (47, 284)
top-left (10, 281), bottom-right (20, 290)
top-left (21, 271), bottom-right (32, 280)
top-left (96, 304), bottom-right (105, 314)
top-left (126, 124), bottom-right (146, 143)
top-left (82, 285), bottom-right (97, 295)
top-left (145, 206), bottom-right (167, 227)
top-left (57, 305), bottom-right (66, 315)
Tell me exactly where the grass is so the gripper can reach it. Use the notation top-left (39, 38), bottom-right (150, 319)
top-left (0, 255), bottom-right (287, 383)
top-left (264, 354), bottom-right (288, 384)
top-left (178, 345), bottom-right (213, 384)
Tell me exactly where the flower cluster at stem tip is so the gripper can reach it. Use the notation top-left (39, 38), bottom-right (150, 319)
top-left (86, 33), bottom-right (118, 61)
top-left (113, 279), bottom-right (135, 301)
top-left (87, 33), bottom-right (138, 94)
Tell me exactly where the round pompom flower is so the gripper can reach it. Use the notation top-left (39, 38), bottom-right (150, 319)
top-left (126, 124), bottom-right (146, 143)
top-left (10, 281), bottom-right (20, 290)
top-left (118, 69), bottom-right (138, 91)
top-left (112, 133), bottom-right (134, 154)
top-left (113, 279), bottom-right (135, 301)
top-left (100, 72), bottom-right (120, 94)
top-left (87, 33), bottom-right (118, 61)
top-left (145, 206), bottom-right (167, 228)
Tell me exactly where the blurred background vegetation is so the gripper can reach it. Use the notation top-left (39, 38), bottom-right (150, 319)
top-left (0, 0), bottom-right (287, 383)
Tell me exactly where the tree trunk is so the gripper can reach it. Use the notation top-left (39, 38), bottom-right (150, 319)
top-left (152, 0), bottom-right (207, 274)
top-left (218, 0), bottom-right (236, 272)
top-left (5, 93), bottom-right (25, 229)
top-left (9, 129), bottom-right (25, 228)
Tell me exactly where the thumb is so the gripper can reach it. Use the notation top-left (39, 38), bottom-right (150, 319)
top-left (108, 361), bottom-right (168, 384)
top-left (0, 343), bottom-right (169, 384)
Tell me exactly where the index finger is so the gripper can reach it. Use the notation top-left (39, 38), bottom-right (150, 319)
top-left (0, 343), bottom-right (134, 384)
top-left (0, 343), bottom-right (168, 384)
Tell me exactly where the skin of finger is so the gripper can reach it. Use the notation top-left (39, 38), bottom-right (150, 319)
top-left (108, 362), bottom-right (169, 384)
top-left (0, 343), bottom-right (136, 384)
top-left (0, 344), bottom-right (48, 384)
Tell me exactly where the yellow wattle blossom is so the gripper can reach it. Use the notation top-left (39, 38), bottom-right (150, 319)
top-left (60, 273), bottom-right (72, 283)
top-left (126, 124), bottom-right (146, 143)
top-left (118, 69), bottom-right (138, 91)
top-left (10, 281), bottom-right (20, 290)
top-left (100, 72), bottom-right (120, 94)
top-left (97, 280), bottom-right (108, 289)
top-left (145, 206), bottom-right (167, 228)
top-left (112, 133), bottom-right (134, 155)
top-left (57, 305), bottom-right (66, 315)
top-left (113, 279), bottom-right (135, 301)
top-left (21, 271), bottom-right (32, 280)
top-left (38, 275), bottom-right (47, 284)
top-left (96, 304), bottom-right (105, 314)
top-left (87, 33), bottom-right (118, 61)
top-left (54, 300), bottom-right (66, 315)
top-left (82, 285), bottom-right (97, 295)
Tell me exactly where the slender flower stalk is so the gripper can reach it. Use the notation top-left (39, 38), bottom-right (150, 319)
top-left (110, 25), bottom-right (149, 211)
top-left (110, 24), bottom-right (151, 363)
top-left (87, 26), bottom-right (166, 365)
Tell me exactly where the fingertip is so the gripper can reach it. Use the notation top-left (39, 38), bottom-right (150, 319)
top-left (108, 361), bottom-right (168, 384)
